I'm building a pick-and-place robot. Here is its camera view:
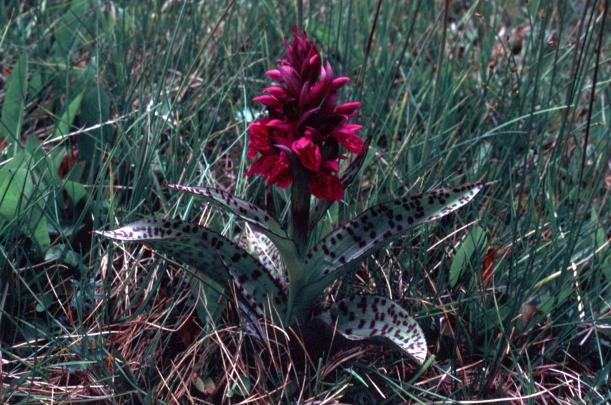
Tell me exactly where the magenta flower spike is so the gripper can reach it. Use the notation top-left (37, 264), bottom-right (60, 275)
top-left (246, 30), bottom-right (365, 202)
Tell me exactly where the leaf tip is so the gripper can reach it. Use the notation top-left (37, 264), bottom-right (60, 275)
top-left (94, 229), bottom-right (115, 239)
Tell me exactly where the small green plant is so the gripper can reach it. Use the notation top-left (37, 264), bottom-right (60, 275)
top-left (98, 31), bottom-right (484, 364)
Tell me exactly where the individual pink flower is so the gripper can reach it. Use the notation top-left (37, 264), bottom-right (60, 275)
top-left (246, 118), bottom-right (272, 159)
top-left (291, 137), bottom-right (321, 172)
top-left (246, 30), bottom-right (365, 201)
top-left (309, 173), bottom-right (344, 201)
top-left (246, 151), bottom-right (292, 188)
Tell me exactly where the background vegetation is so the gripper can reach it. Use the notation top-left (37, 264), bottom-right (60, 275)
top-left (0, 0), bottom-right (609, 403)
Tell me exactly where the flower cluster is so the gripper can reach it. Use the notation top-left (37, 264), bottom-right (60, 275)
top-left (246, 30), bottom-right (364, 201)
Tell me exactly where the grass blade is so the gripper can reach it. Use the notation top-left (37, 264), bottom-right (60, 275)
top-left (0, 55), bottom-right (27, 147)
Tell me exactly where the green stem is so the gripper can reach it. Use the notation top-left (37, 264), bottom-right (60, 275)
top-left (285, 161), bottom-right (310, 324)
top-left (290, 163), bottom-right (311, 257)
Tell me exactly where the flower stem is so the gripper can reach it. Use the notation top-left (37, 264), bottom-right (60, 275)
top-left (290, 162), bottom-right (310, 256)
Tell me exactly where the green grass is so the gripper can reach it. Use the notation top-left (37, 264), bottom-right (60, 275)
top-left (1, 0), bottom-right (609, 403)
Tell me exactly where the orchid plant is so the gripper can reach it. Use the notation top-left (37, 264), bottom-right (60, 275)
top-left (98, 31), bottom-right (484, 364)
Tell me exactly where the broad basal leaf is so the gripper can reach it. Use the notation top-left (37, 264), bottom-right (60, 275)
top-left (168, 184), bottom-right (286, 237)
top-left (53, 91), bottom-right (84, 139)
top-left (318, 296), bottom-right (427, 364)
top-left (96, 218), bottom-right (287, 316)
top-left (168, 184), bottom-right (302, 283)
top-left (78, 71), bottom-right (113, 166)
top-left (0, 154), bottom-right (50, 251)
top-left (305, 182), bottom-right (485, 283)
top-left (238, 223), bottom-right (288, 292)
top-left (449, 225), bottom-right (488, 287)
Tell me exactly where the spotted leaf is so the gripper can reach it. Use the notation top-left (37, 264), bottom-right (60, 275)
top-left (238, 223), bottom-right (288, 293)
top-left (96, 218), bottom-right (287, 316)
top-left (168, 184), bottom-right (301, 283)
top-left (318, 296), bottom-right (427, 364)
top-left (305, 182), bottom-right (484, 283)
top-left (167, 184), bottom-right (286, 238)
top-left (168, 184), bottom-right (300, 268)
